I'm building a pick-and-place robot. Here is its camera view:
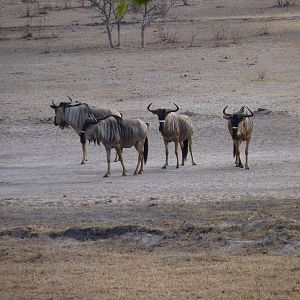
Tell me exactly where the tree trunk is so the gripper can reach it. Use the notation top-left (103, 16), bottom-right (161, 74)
top-left (117, 23), bottom-right (120, 47)
top-left (26, 0), bottom-right (30, 17)
top-left (141, 3), bottom-right (147, 48)
top-left (141, 24), bottom-right (146, 48)
top-left (106, 23), bottom-right (114, 48)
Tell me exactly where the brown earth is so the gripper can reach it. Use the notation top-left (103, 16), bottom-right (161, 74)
top-left (0, 0), bottom-right (300, 299)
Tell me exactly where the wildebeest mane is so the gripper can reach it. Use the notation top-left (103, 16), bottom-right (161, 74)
top-left (164, 113), bottom-right (194, 139)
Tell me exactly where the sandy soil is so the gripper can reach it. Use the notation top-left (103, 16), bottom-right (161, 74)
top-left (0, 0), bottom-right (300, 299)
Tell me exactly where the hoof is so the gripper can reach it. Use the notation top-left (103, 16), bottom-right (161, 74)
top-left (162, 165), bottom-right (167, 169)
top-left (122, 173), bottom-right (127, 176)
top-left (134, 172), bottom-right (138, 175)
top-left (103, 173), bottom-right (109, 178)
top-left (239, 165), bottom-right (244, 168)
top-left (245, 165), bottom-right (250, 170)
top-left (192, 162), bottom-right (197, 166)
top-left (176, 165), bottom-right (179, 169)
top-left (138, 171), bottom-right (143, 174)
top-left (81, 161), bottom-right (85, 165)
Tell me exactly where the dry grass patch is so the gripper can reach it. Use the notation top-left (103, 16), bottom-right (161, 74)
top-left (0, 239), bottom-right (299, 300)
top-left (210, 25), bottom-right (241, 47)
top-left (157, 26), bottom-right (178, 44)
top-left (0, 198), bottom-right (299, 299)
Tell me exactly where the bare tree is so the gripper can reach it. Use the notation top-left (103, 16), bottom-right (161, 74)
top-left (277, 0), bottom-right (289, 7)
top-left (26, 0), bottom-right (30, 17)
top-left (24, 0), bottom-right (35, 17)
top-left (89, 0), bottom-right (128, 48)
top-left (113, 0), bottom-right (128, 47)
top-left (89, 0), bottom-right (114, 47)
top-left (64, 0), bottom-right (70, 9)
top-left (132, 0), bottom-right (176, 48)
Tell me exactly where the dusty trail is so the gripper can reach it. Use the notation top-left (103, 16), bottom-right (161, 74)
top-left (1, 110), bottom-right (299, 228)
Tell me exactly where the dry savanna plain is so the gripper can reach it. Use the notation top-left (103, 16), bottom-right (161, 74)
top-left (0, 0), bottom-right (300, 299)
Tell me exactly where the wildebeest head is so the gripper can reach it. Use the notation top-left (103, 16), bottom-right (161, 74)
top-left (80, 116), bottom-right (98, 143)
top-left (50, 96), bottom-right (78, 129)
top-left (147, 103), bottom-right (179, 133)
top-left (223, 106), bottom-right (253, 139)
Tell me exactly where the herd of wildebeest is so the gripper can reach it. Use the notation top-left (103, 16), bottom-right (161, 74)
top-left (50, 97), bottom-right (254, 177)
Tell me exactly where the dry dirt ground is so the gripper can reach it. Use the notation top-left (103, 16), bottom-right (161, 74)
top-left (0, 0), bottom-right (300, 299)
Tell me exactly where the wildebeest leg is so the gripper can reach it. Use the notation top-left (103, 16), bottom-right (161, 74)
top-left (139, 151), bottom-right (144, 174)
top-left (233, 140), bottom-right (239, 167)
top-left (236, 140), bottom-right (243, 168)
top-left (134, 143), bottom-right (143, 175)
top-left (245, 139), bottom-right (250, 170)
top-left (114, 148), bottom-right (122, 162)
top-left (134, 142), bottom-right (144, 174)
top-left (162, 140), bottom-right (169, 169)
top-left (188, 137), bottom-right (197, 165)
top-left (81, 143), bottom-right (87, 164)
top-left (175, 140), bottom-right (179, 168)
top-left (180, 142), bottom-right (184, 166)
top-left (104, 148), bottom-right (111, 177)
top-left (114, 150), bottom-right (119, 162)
top-left (116, 147), bottom-right (127, 176)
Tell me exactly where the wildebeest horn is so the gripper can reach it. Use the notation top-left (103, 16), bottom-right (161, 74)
top-left (82, 117), bottom-right (98, 131)
top-left (243, 106), bottom-right (254, 117)
top-left (147, 103), bottom-right (158, 114)
top-left (167, 103), bottom-right (179, 113)
top-left (86, 116), bottom-right (98, 125)
top-left (50, 100), bottom-right (59, 109)
top-left (223, 106), bottom-right (232, 117)
top-left (67, 96), bottom-right (73, 103)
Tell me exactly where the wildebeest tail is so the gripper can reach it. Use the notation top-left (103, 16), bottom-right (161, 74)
top-left (182, 139), bottom-right (188, 161)
top-left (143, 136), bottom-right (148, 164)
top-left (233, 143), bottom-right (236, 158)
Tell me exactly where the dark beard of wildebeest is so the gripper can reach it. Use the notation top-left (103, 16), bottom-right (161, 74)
top-left (147, 103), bottom-right (196, 169)
top-left (223, 106), bottom-right (254, 169)
top-left (50, 96), bottom-right (122, 164)
top-left (81, 115), bottom-right (149, 177)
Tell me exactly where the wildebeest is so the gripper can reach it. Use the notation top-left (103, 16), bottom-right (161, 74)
top-left (223, 106), bottom-right (254, 169)
top-left (50, 97), bottom-right (122, 164)
top-left (147, 103), bottom-right (196, 169)
top-left (81, 115), bottom-right (149, 177)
